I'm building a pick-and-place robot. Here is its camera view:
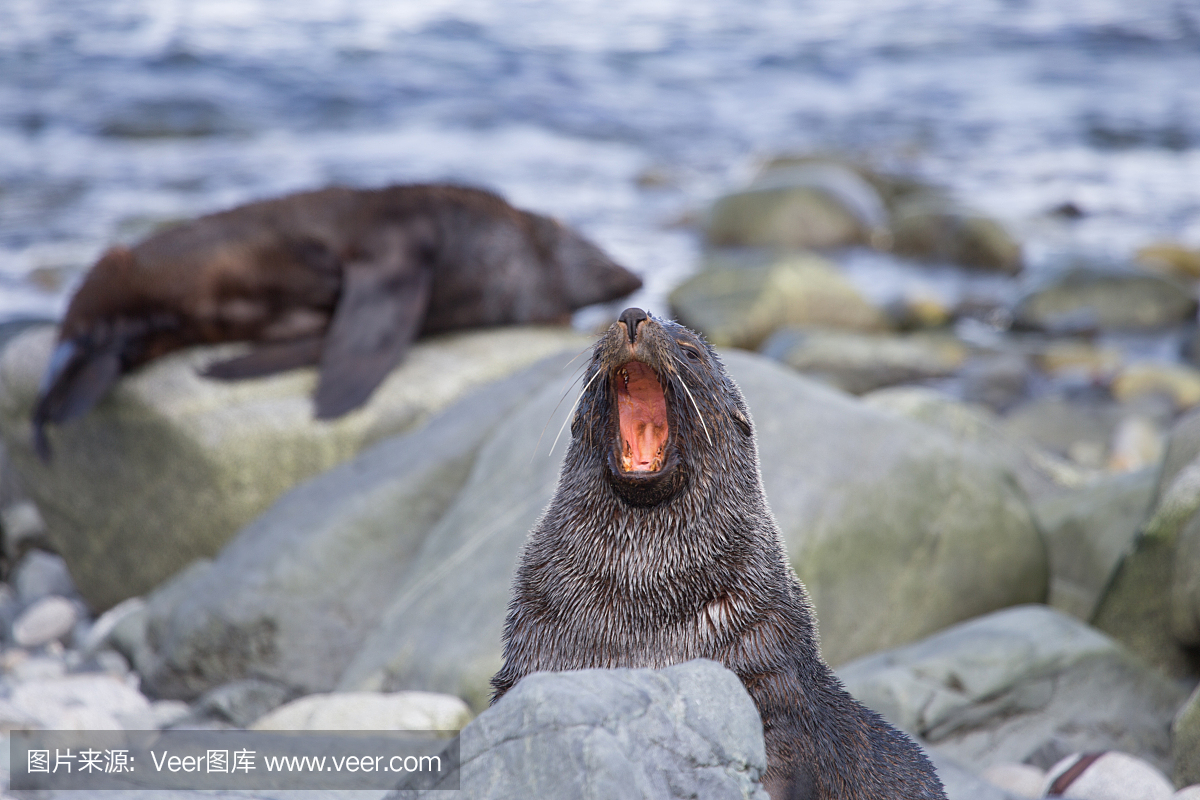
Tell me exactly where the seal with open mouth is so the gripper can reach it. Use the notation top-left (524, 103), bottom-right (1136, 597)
top-left (491, 308), bottom-right (945, 800)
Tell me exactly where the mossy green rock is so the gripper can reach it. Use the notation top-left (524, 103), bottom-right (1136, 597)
top-left (669, 255), bottom-right (889, 349)
top-left (890, 201), bottom-right (1023, 274)
top-left (0, 325), bottom-right (589, 611)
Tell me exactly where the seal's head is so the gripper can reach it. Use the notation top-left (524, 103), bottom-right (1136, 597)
top-left (570, 307), bottom-right (754, 507)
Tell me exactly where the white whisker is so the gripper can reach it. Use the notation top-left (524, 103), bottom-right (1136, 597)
top-left (550, 367), bottom-right (603, 456)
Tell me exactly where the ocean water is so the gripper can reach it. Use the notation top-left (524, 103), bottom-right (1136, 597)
top-left (1, 0), bottom-right (1198, 325)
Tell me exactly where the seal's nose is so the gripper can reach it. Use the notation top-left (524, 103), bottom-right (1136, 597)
top-left (619, 307), bottom-right (648, 344)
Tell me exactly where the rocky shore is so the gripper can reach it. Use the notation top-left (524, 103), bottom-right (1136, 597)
top-left (3, 158), bottom-right (1200, 798)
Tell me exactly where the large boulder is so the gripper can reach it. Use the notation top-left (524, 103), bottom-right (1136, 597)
top-left (134, 352), bottom-right (578, 700)
top-left (705, 162), bottom-right (886, 250)
top-left (410, 660), bottom-right (770, 799)
top-left (1033, 469), bottom-right (1157, 619)
top-left (340, 349), bottom-right (1046, 708)
top-left (0, 325), bottom-right (587, 611)
top-left (1094, 406), bottom-right (1200, 679)
top-left (669, 255), bottom-right (889, 349)
top-left (837, 605), bottom-right (1188, 775)
top-left (888, 198), bottom-right (1023, 274)
top-left (761, 327), bottom-right (968, 394)
top-left (1013, 270), bottom-right (1197, 334)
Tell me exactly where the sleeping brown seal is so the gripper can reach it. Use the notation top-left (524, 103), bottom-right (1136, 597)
top-left (31, 184), bottom-right (641, 457)
top-left (491, 308), bottom-right (945, 800)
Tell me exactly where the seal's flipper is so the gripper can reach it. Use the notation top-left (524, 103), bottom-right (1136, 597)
top-left (203, 336), bottom-right (324, 380)
top-left (313, 239), bottom-right (433, 419)
top-left (31, 339), bottom-right (123, 460)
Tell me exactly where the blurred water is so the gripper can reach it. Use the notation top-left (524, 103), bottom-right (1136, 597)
top-left (0, 0), bottom-right (1198, 324)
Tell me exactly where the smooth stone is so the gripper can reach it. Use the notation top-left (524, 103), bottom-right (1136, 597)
top-left (979, 762), bottom-right (1045, 798)
top-left (1095, 407), bottom-right (1200, 677)
top-left (1, 500), bottom-right (47, 556)
top-left (0, 325), bottom-right (590, 611)
top-left (251, 690), bottom-right (471, 731)
top-left (1013, 270), bottom-right (1197, 334)
top-left (888, 197), bottom-right (1023, 274)
top-left (407, 660), bottom-right (769, 799)
top-left (11, 550), bottom-right (75, 605)
top-left (135, 351), bottom-right (576, 700)
top-left (1034, 341), bottom-right (1123, 380)
top-left (760, 327), bottom-right (968, 394)
top-left (1041, 751), bottom-right (1174, 800)
top-left (1137, 242), bottom-right (1200, 281)
top-left (706, 162), bottom-right (884, 249)
top-left (339, 349), bottom-right (1046, 708)
top-left (669, 254), bottom-right (889, 349)
top-left (11, 595), bottom-right (77, 648)
top-left (837, 605), bottom-right (1187, 774)
top-left (1033, 469), bottom-right (1156, 619)
top-left (1113, 362), bottom-right (1200, 412)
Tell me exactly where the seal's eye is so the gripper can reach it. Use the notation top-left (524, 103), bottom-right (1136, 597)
top-left (681, 345), bottom-right (702, 361)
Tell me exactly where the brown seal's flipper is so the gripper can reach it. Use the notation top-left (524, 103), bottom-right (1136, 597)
top-left (203, 336), bottom-right (325, 380)
top-left (31, 338), bottom-right (122, 460)
top-left (313, 225), bottom-right (436, 419)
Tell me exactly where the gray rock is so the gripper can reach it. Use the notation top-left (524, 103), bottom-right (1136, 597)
top-left (760, 327), bottom-right (967, 394)
top-left (888, 197), bottom-right (1023, 274)
top-left (1174, 683), bottom-right (1200, 787)
top-left (11, 595), bottom-right (77, 648)
top-left (1094, 408), bottom-right (1200, 679)
top-left (341, 349), bottom-right (1046, 707)
top-left (136, 351), bottom-right (579, 700)
top-left (408, 660), bottom-right (770, 799)
top-left (1034, 469), bottom-right (1156, 619)
top-left (706, 163), bottom-right (882, 250)
top-left (1013, 270), bottom-right (1197, 333)
top-left (195, 679), bottom-right (293, 728)
top-left (11, 550), bottom-right (76, 605)
top-left (0, 325), bottom-right (588, 612)
top-left (860, 386), bottom-right (1081, 502)
top-left (837, 605), bottom-right (1188, 774)
top-left (669, 255), bottom-right (889, 349)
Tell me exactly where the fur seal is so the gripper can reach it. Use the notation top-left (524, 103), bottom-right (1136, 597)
top-left (491, 308), bottom-right (945, 800)
top-left (31, 184), bottom-right (641, 457)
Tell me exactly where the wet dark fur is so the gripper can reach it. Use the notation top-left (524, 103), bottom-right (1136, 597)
top-left (491, 310), bottom-right (945, 800)
top-left (32, 184), bottom-right (641, 456)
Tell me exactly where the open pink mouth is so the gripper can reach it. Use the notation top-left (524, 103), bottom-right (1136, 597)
top-left (616, 361), bottom-right (668, 473)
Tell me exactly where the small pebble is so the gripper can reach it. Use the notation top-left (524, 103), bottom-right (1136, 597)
top-left (12, 551), bottom-right (76, 604)
top-left (12, 595), bottom-right (78, 648)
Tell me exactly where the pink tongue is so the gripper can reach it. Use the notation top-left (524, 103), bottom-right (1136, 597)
top-left (618, 364), bottom-right (667, 471)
